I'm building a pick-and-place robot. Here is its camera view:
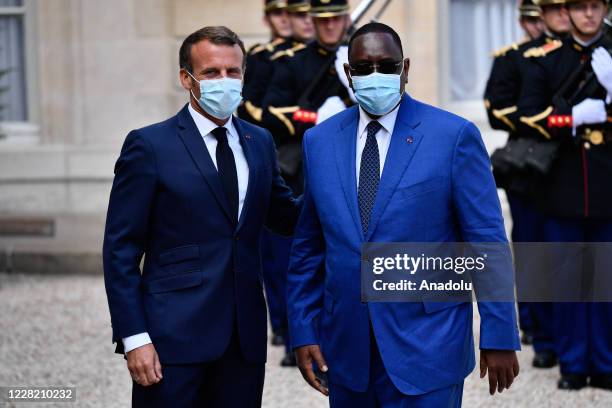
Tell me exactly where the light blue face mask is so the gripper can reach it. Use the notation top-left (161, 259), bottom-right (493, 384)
top-left (350, 66), bottom-right (403, 116)
top-left (187, 71), bottom-right (243, 119)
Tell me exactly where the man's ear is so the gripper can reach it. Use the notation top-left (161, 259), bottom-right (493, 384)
top-left (343, 62), bottom-right (353, 90)
top-left (179, 69), bottom-right (193, 92)
top-left (402, 58), bottom-right (410, 83)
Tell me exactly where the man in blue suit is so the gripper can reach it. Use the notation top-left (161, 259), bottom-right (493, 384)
top-left (287, 23), bottom-right (521, 407)
top-left (103, 26), bottom-right (299, 407)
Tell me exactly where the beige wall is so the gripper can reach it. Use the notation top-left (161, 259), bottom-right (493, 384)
top-left (35, 0), bottom-right (441, 149)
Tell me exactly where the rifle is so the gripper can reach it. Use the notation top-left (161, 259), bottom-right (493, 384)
top-left (296, 0), bottom-right (393, 110)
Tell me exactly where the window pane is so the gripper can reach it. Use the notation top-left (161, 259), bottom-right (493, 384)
top-left (0, 14), bottom-right (26, 121)
top-left (450, 0), bottom-right (521, 101)
top-left (0, 1), bottom-right (24, 7)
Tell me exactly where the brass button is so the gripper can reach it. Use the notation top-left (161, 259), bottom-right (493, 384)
top-left (589, 130), bottom-right (604, 145)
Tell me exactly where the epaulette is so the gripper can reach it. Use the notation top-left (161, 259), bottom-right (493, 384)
top-left (270, 43), bottom-right (306, 61)
top-left (523, 40), bottom-right (563, 58)
top-left (249, 38), bottom-right (284, 55)
top-left (266, 38), bottom-right (285, 52)
top-left (492, 38), bottom-right (528, 58)
top-left (248, 43), bottom-right (266, 55)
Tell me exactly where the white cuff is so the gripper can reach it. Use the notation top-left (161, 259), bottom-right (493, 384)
top-left (606, 92), bottom-right (612, 104)
top-left (122, 332), bottom-right (152, 354)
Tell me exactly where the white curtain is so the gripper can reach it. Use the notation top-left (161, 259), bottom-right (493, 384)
top-left (0, 0), bottom-right (27, 121)
top-left (450, 0), bottom-right (522, 101)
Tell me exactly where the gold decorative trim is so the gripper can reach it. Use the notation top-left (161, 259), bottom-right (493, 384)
top-left (310, 5), bottom-right (350, 17)
top-left (492, 106), bottom-right (518, 132)
top-left (523, 40), bottom-right (562, 58)
top-left (245, 101), bottom-right (263, 122)
top-left (264, 0), bottom-right (288, 12)
top-left (286, 2), bottom-right (310, 12)
top-left (268, 106), bottom-right (299, 136)
top-left (249, 43), bottom-right (266, 55)
top-left (520, 106), bottom-right (554, 139)
top-left (270, 43), bottom-right (306, 60)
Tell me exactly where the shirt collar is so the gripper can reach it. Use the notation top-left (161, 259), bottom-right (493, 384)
top-left (188, 103), bottom-right (238, 140)
top-left (357, 102), bottom-right (401, 139)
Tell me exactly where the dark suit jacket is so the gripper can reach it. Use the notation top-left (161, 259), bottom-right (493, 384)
top-left (103, 104), bottom-right (299, 364)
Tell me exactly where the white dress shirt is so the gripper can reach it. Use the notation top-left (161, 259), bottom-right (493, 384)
top-left (356, 104), bottom-right (400, 187)
top-left (122, 104), bottom-right (250, 354)
top-left (188, 104), bottom-right (250, 218)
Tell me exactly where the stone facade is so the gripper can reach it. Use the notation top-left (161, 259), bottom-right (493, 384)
top-left (0, 0), bottom-right (502, 269)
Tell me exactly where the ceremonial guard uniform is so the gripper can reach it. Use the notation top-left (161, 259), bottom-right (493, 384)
top-left (516, 0), bottom-right (612, 389)
top-left (484, 0), bottom-right (566, 370)
top-left (262, 0), bottom-right (353, 195)
top-left (238, 0), bottom-right (292, 125)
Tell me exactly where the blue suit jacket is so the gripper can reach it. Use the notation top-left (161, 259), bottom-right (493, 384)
top-left (287, 95), bottom-right (520, 394)
top-left (103, 104), bottom-right (298, 364)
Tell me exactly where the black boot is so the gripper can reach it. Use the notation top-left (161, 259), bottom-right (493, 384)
top-left (590, 374), bottom-right (612, 390)
top-left (271, 329), bottom-right (285, 346)
top-left (280, 352), bottom-right (297, 367)
top-left (532, 350), bottom-right (557, 368)
top-left (558, 374), bottom-right (588, 390)
top-left (521, 331), bottom-right (534, 345)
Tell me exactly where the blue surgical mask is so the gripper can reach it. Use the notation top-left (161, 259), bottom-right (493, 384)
top-left (350, 67), bottom-right (403, 116)
top-left (187, 71), bottom-right (243, 119)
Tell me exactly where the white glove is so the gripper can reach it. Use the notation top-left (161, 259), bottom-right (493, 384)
top-left (572, 98), bottom-right (607, 134)
top-left (592, 47), bottom-right (612, 97)
top-left (334, 45), bottom-right (356, 102)
top-left (316, 96), bottom-right (346, 124)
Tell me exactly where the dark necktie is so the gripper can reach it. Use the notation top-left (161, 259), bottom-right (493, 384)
top-left (358, 121), bottom-right (382, 237)
top-left (211, 127), bottom-right (239, 223)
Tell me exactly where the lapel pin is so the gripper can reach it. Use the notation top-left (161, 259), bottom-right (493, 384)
top-left (406, 136), bottom-right (414, 144)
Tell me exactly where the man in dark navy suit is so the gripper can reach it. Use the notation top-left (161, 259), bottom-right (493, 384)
top-left (103, 26), bottom-right (300, 407)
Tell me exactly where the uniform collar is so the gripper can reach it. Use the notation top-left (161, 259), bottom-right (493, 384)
top-left (573, 29), bottom-right (604, 50)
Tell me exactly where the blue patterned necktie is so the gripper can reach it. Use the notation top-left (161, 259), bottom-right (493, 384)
top-left (358, 120), bottom-right (382, 237)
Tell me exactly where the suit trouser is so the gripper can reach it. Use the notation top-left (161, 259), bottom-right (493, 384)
top-left (260, 229), bottom-right (292, 352)
top-left (508, 193), bottom-right (555, 353)
top-left (328, 326), bottom-right (464, 408)
top-left (544, 216), bottom-right (612, 375)
top-left (132, 326), bottom-right (265, 408)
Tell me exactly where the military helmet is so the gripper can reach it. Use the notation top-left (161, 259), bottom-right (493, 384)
top-left (563, 0), bottom-right (609, 5)
top-left (264, 0), bottom-right (288, 13)
top-left (520, 0), bottom-right (542, 17)
top-left (533, 0), bottom-right (566, 7)
top-left (287, 0), bottom-right (310, 13)
top-left (309, 0), bottom-right (350, 17)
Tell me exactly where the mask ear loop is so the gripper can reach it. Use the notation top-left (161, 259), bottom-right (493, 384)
top-left (186, 70), bottom-right (201, 103)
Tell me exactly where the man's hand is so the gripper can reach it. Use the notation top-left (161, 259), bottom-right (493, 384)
top-left (126, 343), bottom-right (163, 387)
top-left (295, 345), bottom-right (329, 396)
top-left (480, 350), bottom-right (519, 395)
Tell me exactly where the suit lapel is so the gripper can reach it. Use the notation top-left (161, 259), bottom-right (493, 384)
top-left (176, 105), bottom-right (234, 225)
top-left (334, 106), bottom-right (364, 240)
top-left (234, 117), bottom-right (259, 232)
top-left (365, 95), bottom-right (424, 241)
